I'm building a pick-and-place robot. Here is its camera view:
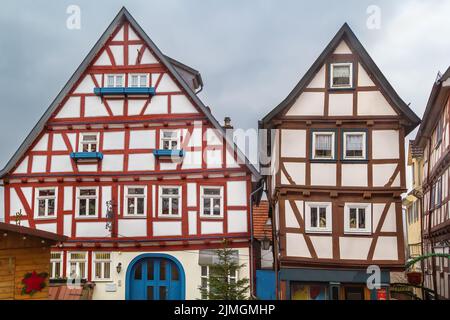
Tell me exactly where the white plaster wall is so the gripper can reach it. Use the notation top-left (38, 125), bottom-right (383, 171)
top-left (157, 74), bottom-right (180, 92)
top-left (33, 134), bottom-right (49, 151)
top-left (141, 48), bottom-right (158, 64)
top-left (52, 134), bottom-right (67, 151)
top-left (285, 200), bottom-right (300, 228)
top-left (227, 210), bottom-right (247, 233)
top-left (286, 92), bottom-right (324, 116)
top-left (91, 247), bottom-right (251, 300)
top-left (334, 41), bottom-right (352, 54)
top-left (94, 51), bottom-right (112, 66)
top-left (341, 164), bottom-right (368, 187)
top-left (339, 237), bottom-right (372, 260)
top-left (14, 157), bottom-right (28, 174)
top-left (281, 130), bottom-right (306, 158)
top-left (129, 130), bottom-right (155, 149)
top-left (310, 163), bottom-right (336, 186)
top-left (145, 95), bottom-right (168, 114)
top-left (50, 156), bottom-right (73, 173)
top-left (286, 233), bottom-right (311, 258)
top-left (328, 93), bottom-right (353, 116)
top-left (283, 162), bottom-right (306, 185)
top-left (64, 187), bottom-right (73, 211)
top-left (153, 221), bottom-right (182, 236)
top-left (110, 45), bottom-right (123, 65)
top-left (101, 186), bottom-right (112, 218)
top-left (55, 97), bottom-right (81, 119)
top-left (76, 222), bottom-right (111, 237)
top-left (108, 100), bottom-right (124, 116)
top-left (372, 130), bottom-right (399, 159)
top-left (182, 151), bottom-right (202, 169)
top-left (381, 204), bottom-right (397, 232)
top-left (357, 91), bottom-right (397, 116)
top-left (310, 236), bottom-right (333, 259)
top-left (118, 219), bottom-right (147, 237)
top-left (127, 45), bottom-right (140, 65)
top-left (306, 65), bottom-right (325, 88)
top-left (128, 153), bottom-right (155, 171)
top-left (128, 100), bottom-right (146, 115)
top-left (63, 215), bottom-right (72, 237)
top-left (188, 211), bottom-right (197, 235)
top-left (372, 164), bottom-right (397, 187)
top-left (112, 26), bottom-right (124, 41)
top-left (36, 223), bottom-right (57, 234)
top-left (74, 76), bottom-right (95, 94)
top-left (103, 132), bottom-right (125, 150)
top-left (31, 156), bottom-right (47, 173)
top-left (206, 149), bottom-right (222, 168)
top-left (85, 97), bottom-right (109, 117)
top-left (159, 162), bottom-right (177, 170)
top-left (171, 95), bottom-right (198, 114)
top-left (226, 149), bottom-right (240, 168)
top-left (187, 127), bottom-right (202, 148)
top-left (201, 221), bottom-right (223, 234)
top-left (187, 183), bottom-right (197, 207)
top-left (226, 181), bottom-right (247, 206)
top-left (78, 164), bottom-right (98, 172)
top-left (206, 129), bottom-right (222, 146)
top-left (358, 63), bottom-right (375, 87)
top-left (373, 237), bottom-right (398, 260)
top-left (102, 155), bottom-right (124, 172)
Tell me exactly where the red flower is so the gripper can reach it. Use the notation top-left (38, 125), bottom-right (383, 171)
top-left (22, 271), bottom-right (46, 294)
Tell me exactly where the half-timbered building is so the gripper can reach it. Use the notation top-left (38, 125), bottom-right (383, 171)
top-left (260, 23), bottom-right (420, 300)
top-left (414, 67), bottom-right (450, 300)
top-left (0, 7), bottom-right (261, 300)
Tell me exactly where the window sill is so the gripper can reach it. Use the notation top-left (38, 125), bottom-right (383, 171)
top-left (92, 279), bottom-right (113, 283)
top-left (75, 215), bottom-right (99, 220)
top-left (157, 215), bottom-right (182, 219)
top-left (199, 215), bottom-right (224, 219)
top-left (328, 87), bottom-right (355, 92)
top-left (34, 216), bottom-right (57, 221)
top-left (305, 229), bottom-right (332, 234)
top-left (122, 215), bottom-right (147, 219)
top-left (310, 159), bottom-right (337, 163)
top-left (344, 230), bottom-right (372, 236)
top-left (341, 159), bottom-right (368, 163)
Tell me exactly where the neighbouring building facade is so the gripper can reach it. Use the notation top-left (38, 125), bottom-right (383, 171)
top-left (260, 24), bottom-right (420, 300)
top-left (413, 68), bottom-right (450, 300)
top-left (0, 8), bottom-right (261, 300)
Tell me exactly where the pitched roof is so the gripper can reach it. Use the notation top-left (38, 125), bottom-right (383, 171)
top-left (253, 200), bottom-right (272, 240)
top-left (260, 23), bottom-right (420, 134)
top-left (414, 67), bottom-right (450, 147)
top-left (0, 222), bottom-right (67, 243)
top-left (0, 7), bottom-right (260, 181)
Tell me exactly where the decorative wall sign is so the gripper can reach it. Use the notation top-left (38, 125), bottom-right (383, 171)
top-left (21, 271), bottom-right (48, 295)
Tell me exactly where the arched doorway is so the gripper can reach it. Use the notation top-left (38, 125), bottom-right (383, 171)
top-left (126, 254), bottom-right (185, 300)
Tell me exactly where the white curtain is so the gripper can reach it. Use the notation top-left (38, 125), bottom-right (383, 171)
top-left (316, 134), bottom-right (332, 150)
top-left (346, 135), bottom-right (363, 151)
top-left (334, 65), bottom-right (350, 77)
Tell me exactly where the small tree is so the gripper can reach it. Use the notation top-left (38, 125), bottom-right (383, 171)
top-left (200, 241), bottom-right (250, 300)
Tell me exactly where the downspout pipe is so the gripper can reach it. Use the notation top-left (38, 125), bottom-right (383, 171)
top-left (249, 180), bottom-right (264, 299)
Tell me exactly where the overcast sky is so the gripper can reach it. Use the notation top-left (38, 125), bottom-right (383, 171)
top-left (0, 0), bottom-right (449, 170)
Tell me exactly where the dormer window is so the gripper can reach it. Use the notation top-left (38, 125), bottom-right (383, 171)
top-left (106, 74), bottom-right (124, 87)
top-left (130, 74), bottom-right (148, 87)
top-left (160, 130), bottom-right (180, 150)
top-left (330, 63), bottom-right (353, 89)
top-left (79, 133), bottom-right (98, 152)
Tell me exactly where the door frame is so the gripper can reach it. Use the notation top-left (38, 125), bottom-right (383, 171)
top-left (125, 253), bottom-right (186, 300)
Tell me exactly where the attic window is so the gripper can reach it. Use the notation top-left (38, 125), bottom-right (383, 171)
top-left (330, 63), bottom-right (353, 88)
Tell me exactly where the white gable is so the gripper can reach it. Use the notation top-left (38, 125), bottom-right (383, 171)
top-left (333, 40), bottom-right (352, 54)
top-left (157, 74), bottom-right (180, 92)
top-left (52, 134), bottom-right (67, 151)
top-left (171, 95), bottom-right (198, 114)
top-left (109, 45), bottom-right (124, 65)
top-left (286, 92), bottom-right (324, 116)
top-left (357, 91), bottom-right (397, 116)
top-left (112, 26), bottom-right (124, 41)
top-left (13, 156), bottom-right (28, 174)
top-left (128, 26), bottom-right (140, 41)
top-left (358, 63), bottom-right (375, 87)
top-left (74, 76), bottom-right (95, 94)
top-left (306, 65), bottom-right (326, 89)
top-left (55, 97), bottom-right (81, 119)
top-left (128, 44), bottom-right (141, 65)
top-left (94, 50), bottom-right (112, 66)
top-left (141, 48), bottom-right (158, 64)
top-left (32, 134), bottom-right (49, 151)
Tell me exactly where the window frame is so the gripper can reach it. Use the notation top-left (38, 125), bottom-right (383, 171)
top-left (78, 132), bottom-right (99, 153)
top-left (330, 62), bottom-right (353, 89)
top-left (200, 186), bottom-right (224, 218)
top-left (67, 251), bottom-right (88, 280)
top-left (75, 187), bottom-right (99, 219)
top-left (50, 252), bottom-right (63, 279)
top-left (344, 203), bottom-right (372, 235)
top-left (342, 131), bottom-right (367, 161)
top-left (158, 186), bottom-right (182, 218)
top-left (129, 73), bottom-right (149, 88)
top-left (200, 265), bottom-right (238, 300)
top-left (159, 129), bottom-right (181, 150)
top-left (92, 252), bottom-right (112, 282)
top-left (34, 187), bottom-right (57, 219)
top-left (311, 130), bottom-right (337, 161)
top-left (124, 186), bottom-right (147, 217)
top-left (305, 202), bottom-right (332, 234)
top-left (105, 74), bottom-right (125, 88)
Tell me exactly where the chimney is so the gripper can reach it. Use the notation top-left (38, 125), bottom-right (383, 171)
top-left (223, 117), bottom-right (233, 129)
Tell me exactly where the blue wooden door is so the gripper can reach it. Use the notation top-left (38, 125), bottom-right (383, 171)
top-left (129, 258), bottom-right (182, 300)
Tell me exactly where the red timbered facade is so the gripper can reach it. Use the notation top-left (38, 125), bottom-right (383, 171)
top-left (0, 8), bottom-right (261, 300)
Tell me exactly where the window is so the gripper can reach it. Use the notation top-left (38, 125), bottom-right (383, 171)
top-left (160, 130), bottom-right (180, 150)
top-left (68, 252), bottom-right (87, 279)
top-left (343, 132), bottom-right (366, 160)
top-left (435, 119), bottom-right (443, 148)
top-left (106, 74), bottom-right (124, 87)
top-left (200, 265), bottom-right (237, 300)
top-left (200, 187), bottom-right (223, 217)
top-left (79, 133), bottom-right (98, 152)
top-left (330, 63), bottom-right (353, 88)
top-left (93, 252), bottom-right (112, 281)
top-left (125, 186), bottom-right (146, 216)
top-left (76, 188), bottom-right (98, 217)
top-left (312, 131), bottom-right (335, 160)
top-left (305, 202), bottom-right (332, 233)
top-left (436, 178), bottom-right (443, 207)
top-left (50, 252), bottom-right (63, 279)
top-left (344, 204), bottom-right (372, 234)
top-left (159, 186), bottom-right (181, 217)
top-left (130, 74), bottom-right (148, 87)
top-left (35, 188), bottom-right (56, 218)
